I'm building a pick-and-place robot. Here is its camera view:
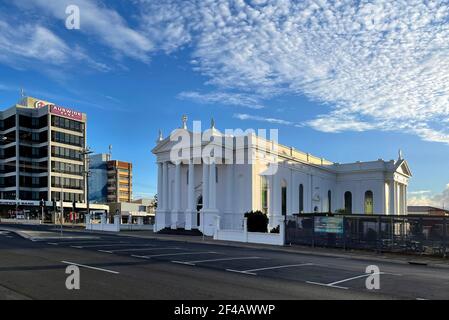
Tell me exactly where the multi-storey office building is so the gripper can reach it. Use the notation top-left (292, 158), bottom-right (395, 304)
top-left (89, 154), bottom-right (133, 204)
top-left (107, 160), bottom-right (133, 203)
top-left (0, 96), bottom-right (107, 217)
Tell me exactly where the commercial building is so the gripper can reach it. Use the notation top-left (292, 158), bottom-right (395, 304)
top-left (109, 199), bottom-right (155, 224)
top-left (89, 154), bottom-right (133, 203)
top-left (408, 206), bottom-right (449, 216)
top-left (0, 96), bottom-right (107, 218)
top-left (153, 119), bottom-right (412, 236)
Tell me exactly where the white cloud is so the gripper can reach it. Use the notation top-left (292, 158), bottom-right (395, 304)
top-left (179, 92), bottom-right (264, 109)
top-left (0, 17), bottom-right (108, 72)
top-left (408, 184), bottom-right (449, 207)
top-left (14, 0), bottom-right (154, 62)
top-left (136, 0), bottom-right (449, 143)
top-left (234, 113), bottom-right (297, 126)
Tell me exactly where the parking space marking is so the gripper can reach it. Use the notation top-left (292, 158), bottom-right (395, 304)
top-left (132, 251), bottom-right (218, 259)
top-left (307, 272), bottom-right (401, 290)
top-left (99, 247), bottom-right (181, 254)
top-left (227, 263), bottom-right (313, 276)
top-left (71, 243), bottom-right (133, 249)
top-left (172, 256), bottom-right (264, 266)
top-left (61, 261), bottom-right (120, 274)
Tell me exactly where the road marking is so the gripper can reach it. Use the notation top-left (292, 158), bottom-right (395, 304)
top-left (306, 272), bottom-right (401, 290)
top-left (172, 256), bottom-right (264, 266)
top-left (103, 247), bottom-right (178, 253)
top-left (416, 298), bottom-right (429, 300)
top-left (306, 281), bottom-right (349, 290)
top-left (61, 261), bottom-right (120, 274)
top-left (133, 251), bottom-right (218, 259)
top-left (47, 243), bottom-right (59, 245)
top-left (71, 243), bottom-right (132, 249)
top-left (227, 263), bottom-right (313, 276)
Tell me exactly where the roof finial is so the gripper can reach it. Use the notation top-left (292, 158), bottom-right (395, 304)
top-left (182, 115), bottom-right (188, 130)
top-left (157, 130), bottom-right (163, 142)
top-left (211, 118), bottom-right (215, 129)
top-left (398, 149), bottom-right (403, 161)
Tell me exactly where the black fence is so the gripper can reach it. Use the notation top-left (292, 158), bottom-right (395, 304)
top-left (285, 214), bottom-right (448, 257)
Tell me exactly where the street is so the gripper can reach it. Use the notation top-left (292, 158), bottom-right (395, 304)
top-left (0, 225), bottom-right (448, 300)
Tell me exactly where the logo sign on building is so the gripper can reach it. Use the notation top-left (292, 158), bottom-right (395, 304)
top-left (50, 105), bottom-right (83, 121)
top-left (34, 100), bottom-right (48, 109)
top-left (314, 216), bottom-right (344, 234)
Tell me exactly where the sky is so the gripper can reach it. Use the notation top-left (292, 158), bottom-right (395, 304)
top-left (0, 0), bottom-right (448, 206)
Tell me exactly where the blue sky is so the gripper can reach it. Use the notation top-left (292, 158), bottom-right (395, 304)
top-left (0, 0), bottom-right (449, 205)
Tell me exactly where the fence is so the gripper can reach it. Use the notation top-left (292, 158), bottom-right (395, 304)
top-left (285, 214), bottom-right (448, 257)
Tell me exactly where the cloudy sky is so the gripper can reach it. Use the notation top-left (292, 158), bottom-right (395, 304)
top-left (0, 0), bottom-right (448, 205)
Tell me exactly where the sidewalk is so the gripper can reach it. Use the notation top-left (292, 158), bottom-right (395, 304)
top-left (0, 226), bottom-right (99, 241)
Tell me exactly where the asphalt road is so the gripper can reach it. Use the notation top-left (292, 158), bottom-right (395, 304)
top-left (0, 225), bottom-right (448, 300)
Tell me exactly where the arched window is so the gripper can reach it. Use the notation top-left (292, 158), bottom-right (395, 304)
top-left (196, 196), bottom-right (203, 227)
top-left (261, 176), bottom-right (268, 214)
top-left (365, 191), bottom-right (374, 214)
top-left (344, 191), bottom-right (352, 214)
top-left (299, 184), bottom-right (304, 213)
top-left (281, 179), bottom-right (287, 216)
top-left (328, 190), bottom-right (332, 213)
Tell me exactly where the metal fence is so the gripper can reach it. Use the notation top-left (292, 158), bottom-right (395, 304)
top-left (285, 214), bottom-right (448, 257)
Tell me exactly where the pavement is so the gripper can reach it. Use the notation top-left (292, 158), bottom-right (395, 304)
top-left (0, 223), bottom-right (449, 300)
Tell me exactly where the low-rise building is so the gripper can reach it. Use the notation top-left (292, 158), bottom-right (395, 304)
top-left (408, 206), bottom-right (449, 216)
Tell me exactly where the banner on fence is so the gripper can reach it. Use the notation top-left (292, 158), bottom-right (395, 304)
top-left (314, 217), bottom-right (344, 234)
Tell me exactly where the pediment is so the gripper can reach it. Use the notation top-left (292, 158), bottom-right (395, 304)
top-left (395, 160), bottom-right (412, 177)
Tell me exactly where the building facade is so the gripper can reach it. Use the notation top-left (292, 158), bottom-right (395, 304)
top-left (89, 154), bottom-right (133, 203)
top-left (0, 96), bottom-right (99, 217)
top-left (152, 120), bottom-right (412, 236)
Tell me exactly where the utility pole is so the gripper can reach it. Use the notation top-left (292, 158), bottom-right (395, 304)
top-left (81, 147), bottom-right (93, 217)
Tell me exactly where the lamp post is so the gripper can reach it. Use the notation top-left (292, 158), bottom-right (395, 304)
top-left (80, 147), bottom-right (93, 217)
top-left (59, 164), bottom-right (71, 237)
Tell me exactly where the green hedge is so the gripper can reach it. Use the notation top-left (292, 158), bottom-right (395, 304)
top-left (244, 210), bottom-right (269, 233)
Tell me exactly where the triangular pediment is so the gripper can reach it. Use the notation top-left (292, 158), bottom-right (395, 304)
top-left (395, 159), bottom-right (412, 177)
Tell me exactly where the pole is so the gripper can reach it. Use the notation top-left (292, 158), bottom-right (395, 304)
top-left (60, 183), bottom-right (64, 237)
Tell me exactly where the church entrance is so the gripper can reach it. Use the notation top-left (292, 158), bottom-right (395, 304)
top-left (196, 196), bottom-right (203, 227)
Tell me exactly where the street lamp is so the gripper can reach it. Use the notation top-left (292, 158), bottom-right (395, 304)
top-left (59, 164), bottom-right (71, 237)
top-left (80, 147), bottom-right (93, 217)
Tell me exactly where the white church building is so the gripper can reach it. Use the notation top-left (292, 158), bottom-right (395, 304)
top-left (152, 118), bottom-right (412, 236)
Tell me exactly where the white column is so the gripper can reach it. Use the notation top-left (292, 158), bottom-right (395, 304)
top-left (185, 161), bottom-right (195, 230)
top-left (404, 185), bottom-right (408, 214)
top-left (157, 162), bottom-right (163, 211)
top-left (268, 175), bottom-right (275, 229)
top-left (171, 162), bottom-right (181, 229)
top-left (388, 180), bottom-right (395, 215)
top-left (224, 165), bottom-right (234, 229)
top-left (202, 162), bottom-right (209, 211)
top-left (162, 162), bottom-right (169, 227)
top-left (209, 161), bottom-right (217, 210)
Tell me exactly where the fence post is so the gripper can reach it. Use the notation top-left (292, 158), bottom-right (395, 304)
top-left (377, 216), bottom-right (382, 254)
top-left (244, 217), bottom-right (248, 243)
top-left (443, 217), bottom-right (447, 258)
top-left (311, 215), bottom-right (315, 248)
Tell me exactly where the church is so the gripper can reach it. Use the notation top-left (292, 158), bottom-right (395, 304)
top-left (152, 118), bottom-right (412, 236)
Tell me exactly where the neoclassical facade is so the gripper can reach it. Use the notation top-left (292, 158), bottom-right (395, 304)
top-left (152, 120), bottom-right (412, 236)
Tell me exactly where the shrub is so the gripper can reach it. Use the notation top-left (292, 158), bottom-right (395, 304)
top-left (244, 210), bottom-right (269, 233)
top-left (270, 226), bottom-right (280, 234)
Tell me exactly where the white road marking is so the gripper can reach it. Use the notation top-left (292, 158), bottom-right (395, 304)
top-left (307, 272), bottom-right (401, 290)
top-left (61, 261), bottom-right (120, 274)
top-left (172, 256), bottom-right (264, 266)
top-left (102, 247), bottom-right (178, 253)
top-left (71, 243), bottom-right (132, 249)
top-left (227, 263), bottom-right (313, 276)
top-left (47, 243), bottom-right (59, 245)
top-left (306, 281), bottom-right (349, 290)
top-left (133, 251), bottom-right (218, 259)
